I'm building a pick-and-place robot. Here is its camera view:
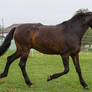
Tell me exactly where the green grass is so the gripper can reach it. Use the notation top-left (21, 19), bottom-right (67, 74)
top-left (0, 50), bottom-right (92, 92)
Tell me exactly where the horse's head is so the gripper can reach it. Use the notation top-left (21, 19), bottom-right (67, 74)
top-left (84, 12), bottom-right (92, 28)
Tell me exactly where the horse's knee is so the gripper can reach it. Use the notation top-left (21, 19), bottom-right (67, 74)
top-left (6, 56), bottom-right (13, 65)
top-left (64, 68), bottom-right (69, 74)
top-left (7, 56), bottom-right (12, 62)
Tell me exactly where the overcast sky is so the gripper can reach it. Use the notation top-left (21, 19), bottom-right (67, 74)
top-left (0, 0), bottom-right (92, 27)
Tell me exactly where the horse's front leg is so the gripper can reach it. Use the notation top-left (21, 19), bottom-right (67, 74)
top-left (47, 54), bottom-right (69, 81)
top-left (71, 54), bottom-right (89, 89)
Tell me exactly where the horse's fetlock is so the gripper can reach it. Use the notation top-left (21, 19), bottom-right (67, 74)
top-left (0, 73), bottom-right (7, 78)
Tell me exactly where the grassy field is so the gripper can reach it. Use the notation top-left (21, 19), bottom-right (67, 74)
top-left (0, 50), bottom-right (92, 92)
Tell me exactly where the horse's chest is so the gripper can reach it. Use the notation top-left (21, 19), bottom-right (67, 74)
top-left (71, 44), bottom-right (81, 54)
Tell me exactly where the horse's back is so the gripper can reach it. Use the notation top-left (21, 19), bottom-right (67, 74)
top-left (14, 23), bottom-right (65, 54)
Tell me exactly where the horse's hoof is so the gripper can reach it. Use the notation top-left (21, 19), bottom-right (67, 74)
top-left (29, 84), bottom-right (35, 88)
top-left (84, 86), bottom-right (90, 90)
top-left (47, 75), bottom-right (51, 81)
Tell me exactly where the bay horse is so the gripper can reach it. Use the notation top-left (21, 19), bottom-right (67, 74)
top-left (0, 12), bottom-right (92, 89)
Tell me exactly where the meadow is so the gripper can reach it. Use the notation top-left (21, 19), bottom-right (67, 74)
top-left (0, 50), bottom-right (92, 92)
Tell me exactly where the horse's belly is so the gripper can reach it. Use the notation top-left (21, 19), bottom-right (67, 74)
top-left (32, 42), bottom-right (61, 54)
top-left (33, 47), bottom-right (60, 54)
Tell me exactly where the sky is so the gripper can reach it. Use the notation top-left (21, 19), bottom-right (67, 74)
top-left (0, 0), bottom-right (92, 27)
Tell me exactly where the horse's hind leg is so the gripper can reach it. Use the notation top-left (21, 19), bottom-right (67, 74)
top-left (48, 54), bottom-right (69, 81)
top-left (19, 49), bottom-right (34, 88)
top-left (0, 50), bottom-right (20, 78)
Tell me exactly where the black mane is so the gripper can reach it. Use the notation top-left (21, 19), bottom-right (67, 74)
top-left (57, 12), bottom-right (92, 27)
top-left (71, 12), bottom-right (92, 21)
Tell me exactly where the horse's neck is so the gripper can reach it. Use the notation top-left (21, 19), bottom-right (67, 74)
top-left (66, 21), bottom-right (89, 40)
top-left (73, 24), bottom-right (88, 40)
top-left (60, 20), bottom-right (88, 40)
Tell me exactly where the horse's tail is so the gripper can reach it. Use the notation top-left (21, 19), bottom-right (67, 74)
top-left (0, 27), bottom-right (16, 56)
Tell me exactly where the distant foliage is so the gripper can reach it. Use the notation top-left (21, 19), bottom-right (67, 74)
top-left (0, 27), bottom-right (4, 31)
top-left (82, 28), bottom-right (92, 46)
